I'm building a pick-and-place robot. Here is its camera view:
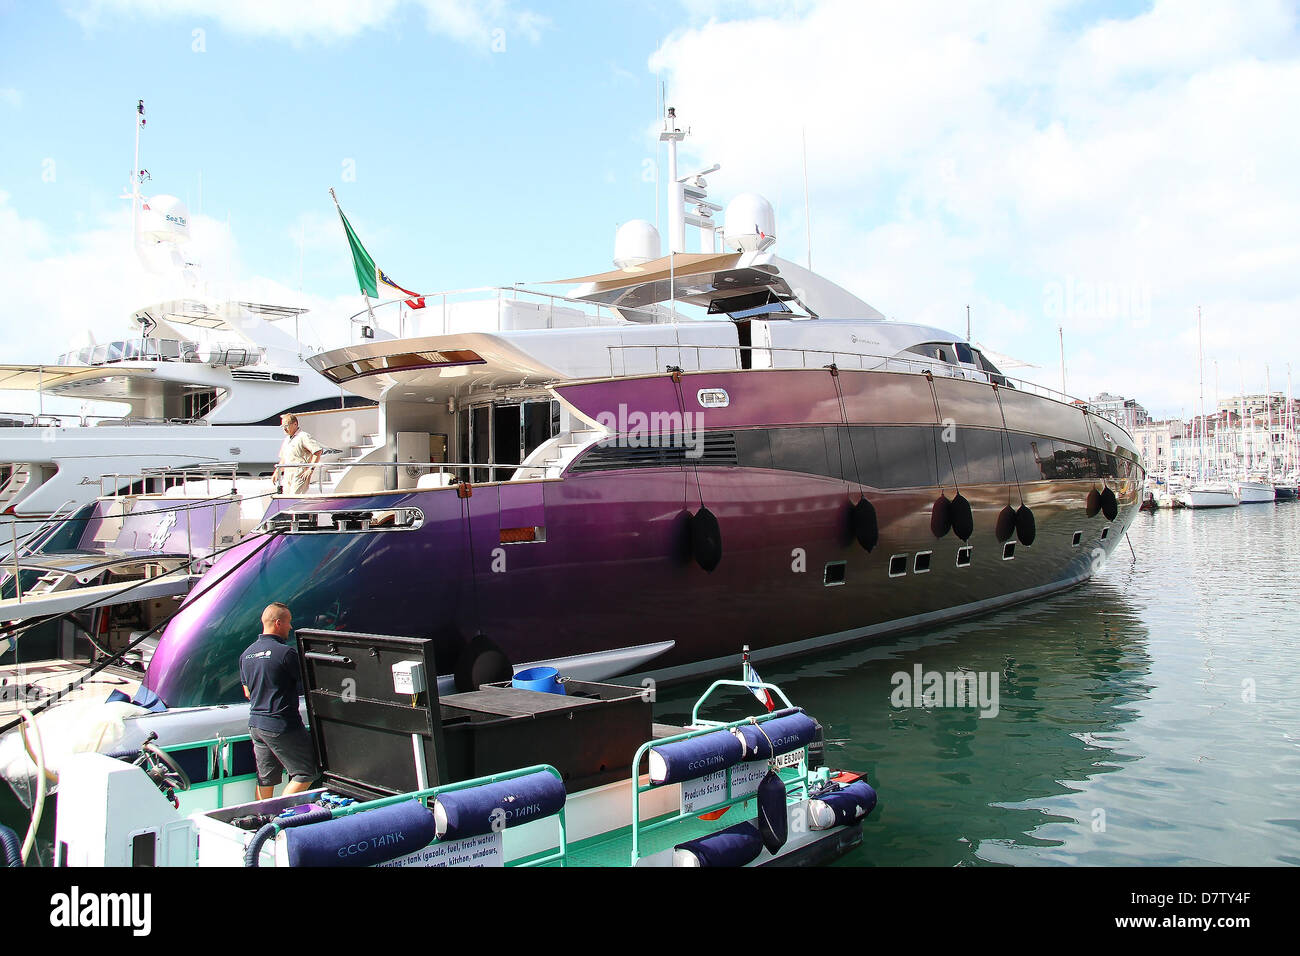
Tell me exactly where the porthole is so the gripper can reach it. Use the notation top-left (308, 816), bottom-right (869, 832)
top-left (888, 554), bottom-right (908, 578)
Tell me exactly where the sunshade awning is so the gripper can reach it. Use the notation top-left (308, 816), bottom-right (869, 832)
top-left (0, 365), bottom-right (157, 391)
top-left (545, 252), bottom-right (744, 291)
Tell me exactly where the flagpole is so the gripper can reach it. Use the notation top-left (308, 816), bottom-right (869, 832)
top-left (330, 187), bottom-right (379, 339)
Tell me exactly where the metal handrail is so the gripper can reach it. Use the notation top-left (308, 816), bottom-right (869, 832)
top-left (284, 458), bottom-right (568, 493)
top-left (0, 411), bottom-right (210, 429)
top-left (600, 342), bottom-right (1136, 438)
top-left (629, 684), bottom-right (812, 867)
top-left (15, 498), bottom-right (80, 560)
top-left (346, 286), bottom-right (665, 336)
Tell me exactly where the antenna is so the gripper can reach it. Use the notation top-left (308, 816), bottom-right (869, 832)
top-left (659, 106), bottom-right (685, 254)
top-left (130, 99), bottom-right (146, 246)
top-left (1058, 326), bottom-right (1066, 396)
top-left (802, 126), bottom-right (812, 271)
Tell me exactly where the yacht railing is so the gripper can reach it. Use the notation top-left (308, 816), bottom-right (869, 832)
top-left (97, 463), bottom-right (246, 499)
top-left (601, 343), bottom-right (1131, 432)
top-left (346, 287), bottom-right (664, 335)
top-left (290, 459), bottom-right (566, 493)
top-left (7, 497), bottom-right (79, 602)
top-left (0, 412), bottom-right (210, 428)
top-left (56, 339), bottom-right (264, 369)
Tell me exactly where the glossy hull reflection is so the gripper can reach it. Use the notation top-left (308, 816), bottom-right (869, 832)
top-left (144, 368), bottom-right (1143, 708)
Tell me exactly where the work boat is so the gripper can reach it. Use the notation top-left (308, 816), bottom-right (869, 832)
top-left (139, 122), bottom-right (1143, 710)
top-left (48, 636), bottom-right (877, 868)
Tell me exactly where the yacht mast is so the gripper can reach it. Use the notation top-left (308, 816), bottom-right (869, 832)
top-left (131, 99), bottom-right (145, 246)
top-left (1197, 307), bottom-right (1205, 484)
top-left (1266, 365), bottom-right (1273, 479)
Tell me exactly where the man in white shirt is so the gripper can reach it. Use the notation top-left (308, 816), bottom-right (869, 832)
top-left (273, 413), bottom-right (324, 495)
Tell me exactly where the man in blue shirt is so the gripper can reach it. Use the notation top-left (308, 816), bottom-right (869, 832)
top-left (240, 602), bottom-right (318, 800)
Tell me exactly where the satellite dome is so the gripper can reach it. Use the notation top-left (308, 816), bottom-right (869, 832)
top-left (723, 193), bottom-right (776, 253)
top-left (613, 219), bottom-right (661, 269)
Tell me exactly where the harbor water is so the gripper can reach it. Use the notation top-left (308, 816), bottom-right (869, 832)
top-left (6, 503), bottom-right (1297, 867)
top-left (657, 502), bottom-right (1300, 866)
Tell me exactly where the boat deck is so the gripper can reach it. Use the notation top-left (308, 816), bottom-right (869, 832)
top-left (0, 658), bottom-right (142, 720)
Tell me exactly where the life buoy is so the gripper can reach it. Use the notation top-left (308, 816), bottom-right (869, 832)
top-left (1086, 489), bottom-right (1101, 518)
top-left (454, 633), bottom-right (513, 692)
top-left (995, 505), bottom-right (1016, 543)
top-left (1015, 505), bottom-right (1036, 546)
top-left (951, 494), bottom-right (974, 542)
top-left (930, 495), bottom-right (952, 539)
top-left (853, 497), bottom-right (879, 552)
top-left (1100, 487), bottom-right (1118, 521)
top-left (690, 506), bottom-right (723, 573)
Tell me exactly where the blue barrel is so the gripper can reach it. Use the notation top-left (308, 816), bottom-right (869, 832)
top-left (512, 666), bottom-right (565, 695)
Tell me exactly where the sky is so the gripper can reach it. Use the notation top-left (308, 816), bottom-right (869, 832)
top-left (1, 0), bottom-right (1297, 419)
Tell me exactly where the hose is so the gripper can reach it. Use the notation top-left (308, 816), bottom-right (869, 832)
top-left (17, 710), bottom-right (47, 866)
top-left (243, 805), bottom-right (332, 867)
top-left (0, 823), bottom-right (20, 867)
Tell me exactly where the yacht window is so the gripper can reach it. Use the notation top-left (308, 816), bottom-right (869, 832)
top-left (823, 561), bottom-right (847, 586)
top-left (955, 343), bottom-right (975, 365)
top-left (265, 508), bottom-right (425, 534)
top-left (183, 389), bottom-right (218, 420)
top-left (888, 554), bottom-right (908, 577)
top-left (936, 348), bottom-right (950, 363)
top-left (956, 546), bottom-right (972, 567)
top-left (914, 551), bottom-right (932, 574)
top-left (1003, 542), bottom-right (1016, 560)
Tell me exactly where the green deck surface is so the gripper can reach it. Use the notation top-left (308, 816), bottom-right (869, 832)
top-left (529, 799), bottom-right (758, 867)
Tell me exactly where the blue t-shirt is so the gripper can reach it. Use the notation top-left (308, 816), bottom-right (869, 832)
top-left (239, 634), bottom-right (304, 732)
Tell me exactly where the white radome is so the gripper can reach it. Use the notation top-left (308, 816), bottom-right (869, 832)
top-left (613, 219), bottom-right (662, 270)
top-left (723, 193), bottom-right (776, 253)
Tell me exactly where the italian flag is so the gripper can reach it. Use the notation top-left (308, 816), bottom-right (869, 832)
top-left (335, 198), bottom-right (426, 309)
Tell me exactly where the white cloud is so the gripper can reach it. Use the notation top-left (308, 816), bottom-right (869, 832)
top-left (650, 0), bottom-right (1300, 417)
top-left (64, 0), bottom-right (547, 47)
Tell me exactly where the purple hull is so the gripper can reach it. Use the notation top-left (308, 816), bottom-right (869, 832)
top-left (144, 368), bottom-right (1143, 707)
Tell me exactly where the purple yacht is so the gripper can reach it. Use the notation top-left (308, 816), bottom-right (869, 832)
top-left (143, 119), bottom-right (1143, 708)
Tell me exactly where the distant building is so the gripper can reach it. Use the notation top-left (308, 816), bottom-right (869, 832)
top-left (1133, 418), bottom-right (1186, 475)
top-left (1089, 392), bottom-right (1149, 434)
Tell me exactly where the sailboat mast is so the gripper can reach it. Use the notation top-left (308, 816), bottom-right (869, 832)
top-left (1266, 365), bottom-right (1273, 479)
top-left (1197, 307), bottom-right (1205, 483)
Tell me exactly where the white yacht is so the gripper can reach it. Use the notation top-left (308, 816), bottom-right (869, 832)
top-left (0, 298), bottom-right (377, 548)
top-left (0, 100), bottom-right (377, 552)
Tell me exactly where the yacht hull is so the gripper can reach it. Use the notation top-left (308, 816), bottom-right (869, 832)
top-left (1178, 488), bottom-right (1239, 508)
top-left (1232, 481), bottom-right (1276, 504)
top-left (143, 368), bottom-right (1144, 708)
